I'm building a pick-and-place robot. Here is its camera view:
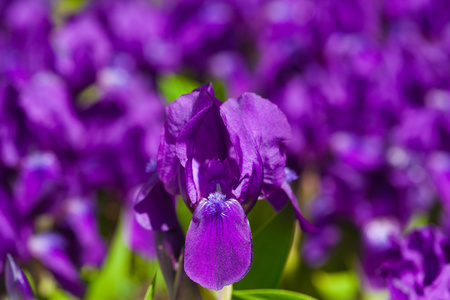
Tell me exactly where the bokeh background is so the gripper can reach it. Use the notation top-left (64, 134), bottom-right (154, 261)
top-left (2, 0), bottom-right (450, 299)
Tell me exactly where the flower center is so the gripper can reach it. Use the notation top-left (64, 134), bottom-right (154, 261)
top-left (202, 191), bottom-right (229, 219)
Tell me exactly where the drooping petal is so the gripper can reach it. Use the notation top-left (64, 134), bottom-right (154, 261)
top-left (185, 193), bottom-right (252, 291)
top-left (5, 254), bottom-right (35, 300)
top-left (124, 187), bottom-right (156, 259)
top-left (267, 182), bottom-right (317, 233)
top-left (134, 172), bottom-right (179, 231)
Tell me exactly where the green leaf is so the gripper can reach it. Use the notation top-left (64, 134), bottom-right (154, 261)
top-left (144, 274), bottom-right (157, 300)
top-left (232, 289), bottom-right (317, 300)
top-left (176, 196), bottom-right (192, 234)
top-left (312, 271), bottom-right (359, 300)
top-left (158, 74), bottom-right (201, 103)
top-left (247, 199), bottom-right (276, 233)
top-left (211, 79), bottom-right (226, 101)
top-left (85, 215), bottom-right (138, 300)
top-left (234, 203), bottom-right (295, 290)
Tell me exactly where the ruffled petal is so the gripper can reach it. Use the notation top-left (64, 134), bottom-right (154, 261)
top-left (220, 97), bottom-right (263, 212)
top-left (185, 193), bottom-right (252, 291)
top-left (224, 93), bottom-right (291, 189)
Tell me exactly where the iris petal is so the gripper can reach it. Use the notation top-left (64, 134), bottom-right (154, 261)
top-left (185, 193), bottom-right (252, 290)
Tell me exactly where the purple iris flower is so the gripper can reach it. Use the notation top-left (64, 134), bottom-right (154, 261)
top-left (136, 83), bottom-right (312, 290)
top-left (380, 226), bottom-right (450, 299)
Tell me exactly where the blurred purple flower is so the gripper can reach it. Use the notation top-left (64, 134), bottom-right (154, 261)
top-left (380, 226), bottom-right (450, 299)
top-left (5, 254), bottom-right (35, 300)
top-left (77, 66), bottom-right (165, 192)
top-left (102, 0), bottom-right (180, 72)
top-left (18, 72), bottom-right (84, 152)
top-left (28, 233), bottom-right (85, 297)
top-left (53, 14), bottom-right (112, 92)
top-left (1, 0), bottom-right (53, 82)
top-left (302, 225), bottom-right (341, 267)
top-left (64, 198), bottom-right (106, 267)
top-left (360, 218), bottom-right (401, 289)
top-left (14, 152), bottom-right (62, 216)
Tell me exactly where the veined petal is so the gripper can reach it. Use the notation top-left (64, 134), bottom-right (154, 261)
top-left (220, 96), bottom-right (263, 212)
top-left (223, 93), bottom-right (291, 189)
top-left (185, 193), bottom-right (252, 291)
top-left (175, 84), bottom-right (230, 206)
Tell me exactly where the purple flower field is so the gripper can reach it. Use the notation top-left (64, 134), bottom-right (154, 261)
top-left (1, 0), bottom-right (450, 299)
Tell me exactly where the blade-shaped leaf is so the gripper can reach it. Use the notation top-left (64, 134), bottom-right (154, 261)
top-left (85, 215), bottom-right (138, 300)
top-left (232, 289), bottom-right (317, 300)
top-left (234, 203), bottom-right (295, 290)
top-left (144, 274), bottom-right (157, 300)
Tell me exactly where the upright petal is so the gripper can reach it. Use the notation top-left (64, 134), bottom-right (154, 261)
top-left (175, 84), bottom-right (230, 207)
top-left (220, 96), bottom-right (263, 212)
top-left (185, 192), bottom-right (252, 291)
top-left (224, 93), bottom-right (291, 189)
top-left (5, 254), bottom-right (35, 300)
top-left (157, 84), bottom-right (217, 196)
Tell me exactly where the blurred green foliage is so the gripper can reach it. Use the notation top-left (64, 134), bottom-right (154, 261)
top-left (234, 203), bottom-right (295, 290)
top-left (158, 75), bottom-right (202, 103)
top-left (232, 289), bottom-right (317, 300)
